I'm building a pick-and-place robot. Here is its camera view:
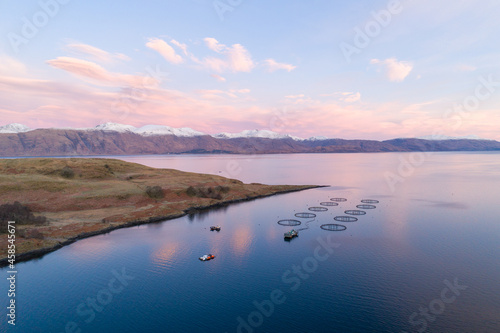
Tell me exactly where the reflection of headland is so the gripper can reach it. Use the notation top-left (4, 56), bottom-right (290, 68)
top-left (187, 205), bottom-right (230, 222)
top-left (187, 197), bottom-right (264, 222)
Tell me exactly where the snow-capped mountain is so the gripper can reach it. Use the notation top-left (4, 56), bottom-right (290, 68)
top-left (0, 122), bottom-right (325, 140)
top-left (134, 125), bottom-right (206, 137)
top-left (3, 122), bottom-right (492, 143)
top-left (94, 122), bottom-right (137, 133)
top-left (0, 123), bottom-right (31, 134)
top-left (305, 136), bottom-right (330, 141)
top-left (1, 123), bottom-right (499, 156)
top-left (214, 129), bottom-right (303, 141)
top-left (88, 123), bottom-right (206, 137)
top-left (417, 134), bottom-right (491, 141)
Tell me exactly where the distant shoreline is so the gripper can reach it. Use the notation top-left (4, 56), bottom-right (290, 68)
top-left (2, 150), bottom-right (500, 158)
top-left (1, 128), bottom-right (499, 157)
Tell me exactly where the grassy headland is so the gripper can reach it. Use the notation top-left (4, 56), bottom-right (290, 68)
top-left (0, 158), bottom-right (320, 265)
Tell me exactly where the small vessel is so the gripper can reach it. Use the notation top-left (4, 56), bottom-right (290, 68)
top-left (199, 254), bottom-right (215, 261)
top-left (210, 225), bottom-right (221, 231)
top-left (284, 229), bottom-right (299, 239)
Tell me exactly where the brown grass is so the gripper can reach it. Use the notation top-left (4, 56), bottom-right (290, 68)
top-left (0, 158), bottom-right (317, 260)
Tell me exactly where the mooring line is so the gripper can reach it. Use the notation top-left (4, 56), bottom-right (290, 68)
top-left (296, 218), bottom-right (316, 231)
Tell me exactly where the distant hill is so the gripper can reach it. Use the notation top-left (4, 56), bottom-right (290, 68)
top-left (0, 123), bottom-right (499, 156)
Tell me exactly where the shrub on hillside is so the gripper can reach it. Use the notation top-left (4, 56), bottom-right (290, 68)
top-left (185, 185), bottom-right (230, 199)
top-left (186, 186), bottom-right (197, 197)
top-left (215, 185), bottom-right (230, 194)
top-left (19, 229), bottom-right (44, 239)
top-left (0, 201), bottom-right (47, 233)
top-left (146, 186), bottom-right (164, 199)
top-left (60, 166), bottom-right (75, 178)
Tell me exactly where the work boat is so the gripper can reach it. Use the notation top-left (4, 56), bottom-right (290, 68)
top-left (284, 229), bottom-right (299, 239)
top-left (199, 254), bottom-right (215, 261)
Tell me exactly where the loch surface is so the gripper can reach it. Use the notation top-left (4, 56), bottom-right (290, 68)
top-left (1, 152), bottom-right (499, 332)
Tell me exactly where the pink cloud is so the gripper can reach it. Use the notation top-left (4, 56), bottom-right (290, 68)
top-left (200, 57), bottom-right (228, 73)
top-left (370, 58), bottom-right (413, 82)
top-left (65, 43), bottom-right (130, 63)
top-left (196, 88), bottom-right (250, 100)
top-left (146, 36), bottom-right (294, 76)
top-left (0, 55), bottom-right (27, 76)
top-left (196, 38), bottom-right (254, 73)
top-left (343, 92), bottom-right (361, 103)
top-left (3, 81), bottom-right (500, 141)
top-left (210, 74), bottom-right (226, 82)
top-left (2, 56), bottom-right (499, 142)
top-left (196, 89), bottom-right (238, 99)
top-left (204, 37), bottom-right (225, 53)
top-left (170, 39), bottom-right (188, 55)
top-left (264, 59), bottom-right (296, 72)
top-left (46, 57), bottom-right (159, 87)
top-left (146, 38), bottom-right (184, 64)
top-left (321, 92), bottom-right (361, 103)
top-left (226, 44), bottom-right (254, 72)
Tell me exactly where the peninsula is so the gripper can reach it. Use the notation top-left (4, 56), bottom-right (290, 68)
top-left (0, 158), bottom-right (319, 265)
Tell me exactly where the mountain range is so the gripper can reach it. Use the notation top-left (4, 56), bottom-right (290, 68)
top-left (0, 123), bottom-right (499, 156)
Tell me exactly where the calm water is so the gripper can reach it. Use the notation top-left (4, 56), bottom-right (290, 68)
top-left (2, 152), bottom-right (500, 333)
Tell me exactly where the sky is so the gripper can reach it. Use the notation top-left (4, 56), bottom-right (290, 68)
top-left (1, 0), bottom-right (499, 140)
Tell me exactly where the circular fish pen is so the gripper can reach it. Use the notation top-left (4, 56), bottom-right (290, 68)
top-left (361, 199), bottom-right (379, 204)
top-left (320, 202), bottom-right (338, 206)
top-left (330, 198), bottom-right (347, 202)
top-left (277, 219), bottom-right (301, 226)
top-left (356, 204), bottom-right (376, 209)
top-left (308, 207), bottom-right (328, 212)
top-left (344, 210), bottom-right (366, 216)
top-left (334, 216), bottom-right (358, 222)
top-left (320, 224), bottom-right (347, 231)
top-left (295, 212), bottom-right (317, 218)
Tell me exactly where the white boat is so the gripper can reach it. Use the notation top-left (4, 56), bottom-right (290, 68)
top-left (199, 254), bottom-right (215, 261)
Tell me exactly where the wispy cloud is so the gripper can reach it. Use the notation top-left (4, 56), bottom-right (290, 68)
top-left (146, 38), bottom-right (184, 64)
top-left (231, 88), bottom-right (250, 94)
top-left (196, 89), bottom-right (236, 99)
top-left (65, 43), bottom-right (130, 64)
top-left (285, 94), bottom-right (305, 99)
top-left (210, 74), bottom-right (226, 82)
top-left (3, 67), bottom-right (500, 141)
top-left (320, 92), bottom-right (361, 103)
top-left (204, 37), bottom-right (226, 53)
top-left (284, 94), bottom-right (317, 105)
top-left (197, 38), bottom-right (255, 73)
top-left (146, 36), bottom-right (296, 76)
top-left (264, 59), bottom-right (296, 72)
top-left (455, 64), bottom-right (476, 72)
top-left (170, 39), bottom-right (188, 55)
top-left (46, 57), bottom-right (159, 87)
top-left (370, 58), bottom-right (413, 82)
top-left (0, 54), bottom-right (27, 76)
top-left (343, 92), bottom-right (361, 103)
top-left (196, 88), bottom-right (250, 99)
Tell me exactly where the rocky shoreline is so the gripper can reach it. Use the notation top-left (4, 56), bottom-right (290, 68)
top-left (0, 185), bottom-right (323, 267)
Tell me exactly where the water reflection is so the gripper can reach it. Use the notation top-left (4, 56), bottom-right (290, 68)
top-left (230, 225), bottom-right (253, 259)
top-left (413, 199), bottom-right (469, 209)
top-left (151, 242), bottom-right (180, 270)
top-left (187, 205), bottom-right (230, 222)
top-left (64, 235), bottom-right (114, 261)
top-left (3, 152), bottom-right (500, 333)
